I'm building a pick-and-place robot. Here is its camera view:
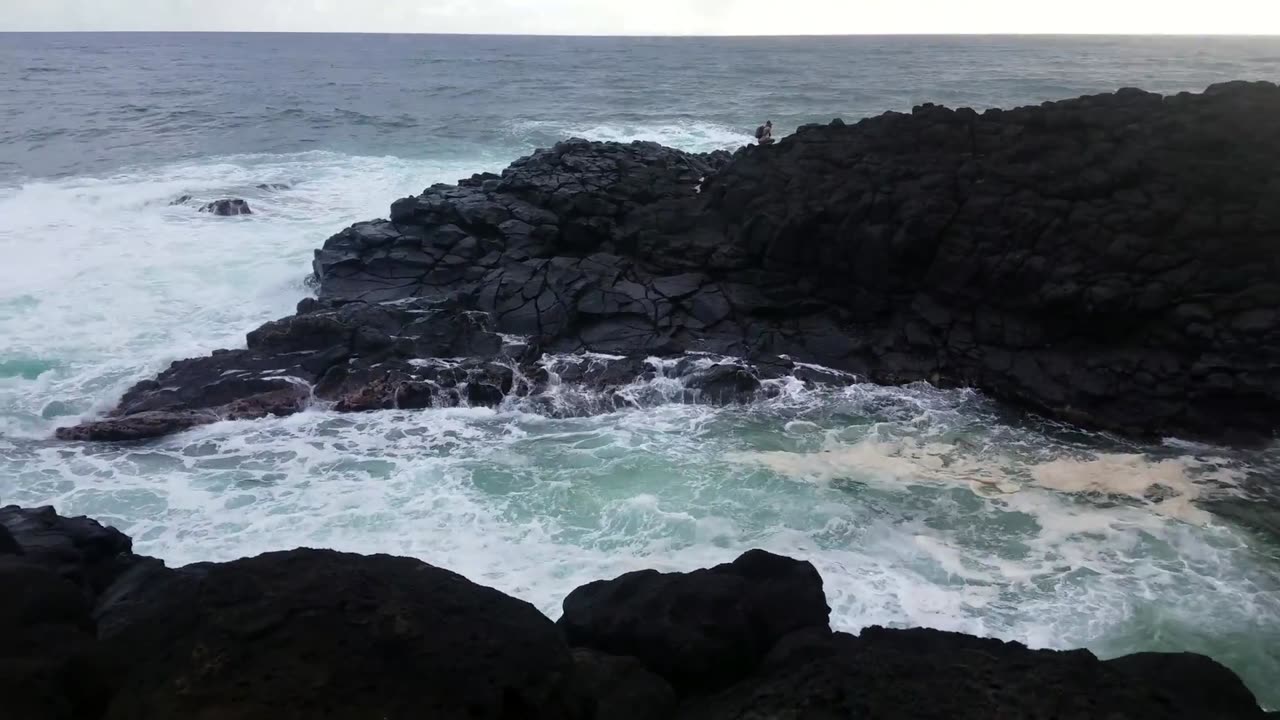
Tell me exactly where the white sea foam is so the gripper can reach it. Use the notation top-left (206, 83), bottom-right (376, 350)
top-left (0, 151), bottom-right (494, 438)
top-left (512, 119), bottom-right (753, 154)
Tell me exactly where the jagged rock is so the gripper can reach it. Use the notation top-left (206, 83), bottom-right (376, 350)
top-left (54, 383), bottom-right (309, 442)
top-left (0, 505), bottom-right (134, 596)
top-left (55, 409), bottom-right (220, 441)
top-left (680, 362), bottom-right (762, 403)
top-left (199, 198), bottom-right (252, 216)
top-left (167, 194), bottom-right (192, 206)
top-left (59, 83), bottom-right (1280, 443)
top-left (558, 550), bottom-right (831, 693)
top-left (0, 508), bottom-right (134, 720)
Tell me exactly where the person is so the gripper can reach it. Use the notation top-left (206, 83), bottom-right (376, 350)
top-left (754, 120), bottom-right (775, 146)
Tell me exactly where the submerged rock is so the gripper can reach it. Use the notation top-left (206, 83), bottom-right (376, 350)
top-left (0, 506), bottom-right (1269, 719)
top-left (199, 198), bottom-right (252, 216)
top-left (59, 82), bottom-right (1280, 444)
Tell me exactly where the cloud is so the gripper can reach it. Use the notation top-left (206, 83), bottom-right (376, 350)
top-left (3, 0), bottom-right (1279, 34)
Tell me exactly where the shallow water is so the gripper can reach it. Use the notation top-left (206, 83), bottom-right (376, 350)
top-left (1, 32), bottom-right (1278, 708)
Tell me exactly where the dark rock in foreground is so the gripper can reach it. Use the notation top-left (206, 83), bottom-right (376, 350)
top-left (0, 505), bottom-right (1269, 719)
top-left (102, 550), bottom-right (585, 720)
top-left (199, 198), bottom-right (252, 216)
top-left (60, 82), bottom-right (1280, 443)
top-left (677, 628), bottom-right (1267, 720)
top-left (560, 549), bottom-right (831, 693)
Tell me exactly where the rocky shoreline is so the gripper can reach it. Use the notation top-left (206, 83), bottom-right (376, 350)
top-left (1, 504), bottom-right (1271, 719)
top-left (56, 81), bottom-right (1280, 445)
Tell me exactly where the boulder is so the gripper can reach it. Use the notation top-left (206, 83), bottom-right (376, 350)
top-left (678, 627), bottom-right (1268, 720)
top-left (199, 198), bottom-right (252, 216)
top-left (1105, 652), bottom-right (1267, 718)
top-left (681, 362), bottom-right (762, 403)
top-left (0, 506), bottom-right (132, 720)
top-left (100, 549), bottom-right (587, 720)
top-left (558, 550), bottom-right (830, 692)
top-left (0, 505), bottom-right (134, 596)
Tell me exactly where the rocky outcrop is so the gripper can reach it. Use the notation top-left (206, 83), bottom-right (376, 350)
top-left (0, 505), bottom-right (1268, 719)
top-left (101, 550), bottom-right (586, 720)
top-left (676, 628), bottom-right (1268, 720)
top-left (199, 198), bottom-right (252, 216)
top-left (59, 82), bottom-right (1280, 443)
top-left (559, 549), bottom-right (831, 693)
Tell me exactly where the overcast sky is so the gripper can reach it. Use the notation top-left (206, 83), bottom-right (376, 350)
top-left (4, 0), bottom-right (1280, 35)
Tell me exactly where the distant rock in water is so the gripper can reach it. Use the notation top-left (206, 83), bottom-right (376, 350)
top-left (0, 504), bottom-right (1269, 719)
top-left (57, 82), bottom-right (1280, 444)
top-left (168, 194), bottom-right (192, 206)
top-left (199, 198), bottom-right (252, 216)
top-left (256, 182), bottom-right (290, 191)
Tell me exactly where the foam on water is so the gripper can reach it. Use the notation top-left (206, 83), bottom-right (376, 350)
top-left (1, 151), bottom-right (1279, 708)
top-left (729, 433), bottom-right (1246, 524)
top-left (0, 151), bottom-right (500, 438)
top-left (512, 119), bottom-right (754, 154)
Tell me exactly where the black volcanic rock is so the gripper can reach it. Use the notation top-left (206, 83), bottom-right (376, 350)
top-left (678, 627), bottom-right (1267, 720)
top-left (0, 507), bottom-right (138, 720)
top-left (57, 82), bottom-right (1280, 443)
top-left (0, 506), bottom-right (1269, 719)
top-left (199, 198), bottom-right (252, 216)
top-left (98, 549), bottom-right (587, 720)
top-left (0, 505), bottom-right (134, 596)
top-left (0, 523), bottom-right (20, 555)
top-left (559, 549), bottom-right (831, 693)
top-left (571, 649), bottom-right (678, 720)
top-left (1106, 652), bottom-right (1268, 718)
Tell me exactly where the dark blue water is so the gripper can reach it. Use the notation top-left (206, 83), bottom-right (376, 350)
top-left (2, 33), bottom-right (1278, 180)
top-left (2, 33), bottom-right (1278, 709)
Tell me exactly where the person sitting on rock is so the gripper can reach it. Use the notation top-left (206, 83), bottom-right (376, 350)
top-left (755, 120), bottom-right (775, 146)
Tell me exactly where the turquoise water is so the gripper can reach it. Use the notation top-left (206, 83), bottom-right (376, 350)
top-left (1, 33), bottom-right (1278, 707)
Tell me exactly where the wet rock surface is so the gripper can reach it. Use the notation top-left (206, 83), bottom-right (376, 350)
top-left (199, 198), bottom-right (252, 216)
top-left (0, 506), bottom-right (1268, 719)
top-left (59, 82), bottom-right (1280, 443)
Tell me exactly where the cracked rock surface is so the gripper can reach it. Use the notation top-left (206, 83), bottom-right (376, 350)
top-left (59, 82), bottom-right (1280, 443)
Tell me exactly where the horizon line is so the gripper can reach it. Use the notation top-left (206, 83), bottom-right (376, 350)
top-left (3, 30), bottom-right (1279, 38)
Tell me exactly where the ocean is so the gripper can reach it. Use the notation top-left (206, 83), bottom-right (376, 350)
top-left (1, 33), bottom-right (1278, 706)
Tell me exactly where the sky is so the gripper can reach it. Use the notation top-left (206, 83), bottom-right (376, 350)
top-left (4, 0), bottom-right (1280, 35)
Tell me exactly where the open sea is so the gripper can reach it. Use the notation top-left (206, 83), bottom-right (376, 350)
top-left (1, 33), bottom-right (1278, 706)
